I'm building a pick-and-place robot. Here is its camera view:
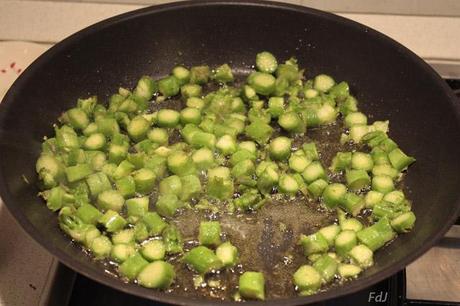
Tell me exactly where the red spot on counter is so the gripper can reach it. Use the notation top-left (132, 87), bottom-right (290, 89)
top-left (1, 69), bottom-right (6, 73)
top-left (10, 62), bottom-right (16, 68)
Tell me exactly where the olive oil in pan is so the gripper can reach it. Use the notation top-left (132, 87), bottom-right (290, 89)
top-left (164, 197), bottom-right (336, 300)
top-left (153, 120), bottom-right (355, 300)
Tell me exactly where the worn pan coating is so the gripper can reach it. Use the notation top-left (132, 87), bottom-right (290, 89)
top-left (1, 1), bottom-right (460, 305)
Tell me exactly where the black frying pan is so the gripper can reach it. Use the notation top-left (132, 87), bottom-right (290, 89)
top-left (1, 1), bottom-right (459, 305)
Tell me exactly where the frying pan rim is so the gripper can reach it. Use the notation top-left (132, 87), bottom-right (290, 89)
top-left (1, 0), bottom-right (459, 305)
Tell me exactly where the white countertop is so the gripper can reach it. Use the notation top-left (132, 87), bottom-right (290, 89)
top-left (1, 0), bottom-right (460, 77)
top-left (0, 206), bottom-right (55, 306)
top-left (1, 1), bottom-right (459, 60)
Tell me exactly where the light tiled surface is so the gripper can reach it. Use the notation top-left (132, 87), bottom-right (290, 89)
top-left (337, 13), bottom-right (460, 61)
top-left (0, 1), bottom-right (143, 43)
top-left (1, 1), bottom-right (460, 63)
top-left (15, 0), bottom-right (460, 17)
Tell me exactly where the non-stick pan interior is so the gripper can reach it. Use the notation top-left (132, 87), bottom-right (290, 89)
top-left (1, 1), bottom-right (459, 305)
